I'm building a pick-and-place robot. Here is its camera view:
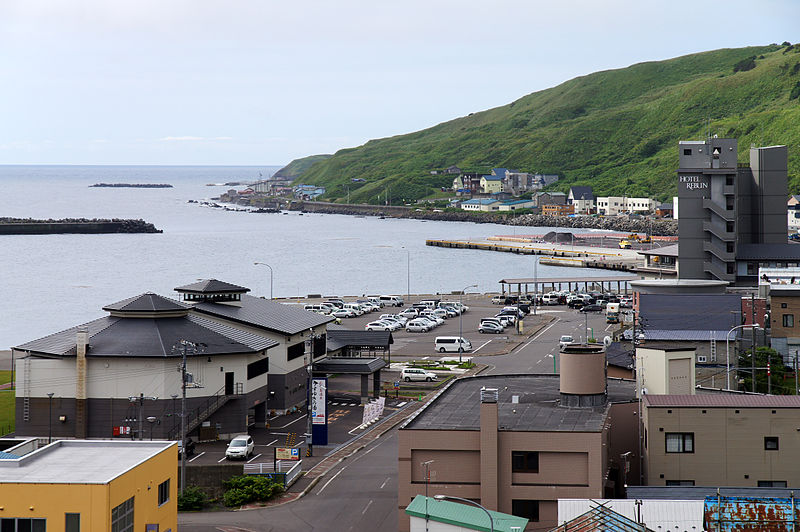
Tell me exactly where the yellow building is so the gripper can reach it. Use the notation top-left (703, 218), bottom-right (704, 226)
top-left (480, 175), bottom-right (503, 194)
top-left (0, 440), bottom-right (177, 532)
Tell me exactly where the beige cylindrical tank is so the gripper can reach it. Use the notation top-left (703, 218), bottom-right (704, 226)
top-left (559, 344), bottom-right (606, 395)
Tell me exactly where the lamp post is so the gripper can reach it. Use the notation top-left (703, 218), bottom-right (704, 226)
top-left (459, 284), bottom-right (478, 363)
top-left (254, 262), bottom-right (274, 299)
top-left (146, 416), bottom-right (157, 440)
top-left (433, 495), bottom-right (494, 532)
top-left (726, 324), bottom-right (758, 390)
top-left (547, 353), bottom-right (556, 373)
top-left (47, 392), bottom-right (54, 444)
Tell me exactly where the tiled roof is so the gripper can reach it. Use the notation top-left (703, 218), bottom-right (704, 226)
top-left (569, 186), bottom-right (594, 201)
top-left (737, 243), bottom-right (800, 260)
top-left (491, 168), bottom-right (509, 178)
top-left (193, 295), bottom-right (333, 336)
top-left (639, 294), bottom-right (740, 332)
top-left (326, 329), bottom-right (393, 351)
top-left (174, 279), bottom-right (250, 294)
top-left (103, 293), bottom-right (189, 313)
top-left (482, 175), bottom-right (503, 181)
top-left (644, 394), bottom-right (800, 408)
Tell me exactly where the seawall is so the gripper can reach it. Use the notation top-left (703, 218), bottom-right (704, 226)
top-left (0, 218), bottom-right (162, 235)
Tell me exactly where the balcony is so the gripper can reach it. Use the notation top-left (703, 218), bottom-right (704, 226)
top-left (702, 198), bottom-right (734, 221)
top-left (703, 260), bottom-right (736, 282)
top-left (702, 221), bottom-right (735, 242)
top-left (703, 241), bottom-right (735, 261)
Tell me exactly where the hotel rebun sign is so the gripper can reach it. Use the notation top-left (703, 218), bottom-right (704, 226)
top-left (679, 174), bottom-right (709, 196)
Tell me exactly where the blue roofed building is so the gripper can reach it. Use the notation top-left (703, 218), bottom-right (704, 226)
top-left (461, 198), bottom-right (500, 212)
top-left (480, 175), bottom-right (504, 194)
top-left (498, 199), bottom-right (535, 211)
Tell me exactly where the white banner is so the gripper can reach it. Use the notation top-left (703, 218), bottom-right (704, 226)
top-left (361, 397), bottom-right (386, 425)
top-left (311, 378), bottom-right (326, 425)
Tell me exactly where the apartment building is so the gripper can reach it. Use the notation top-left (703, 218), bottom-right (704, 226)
top-left (596, 196), bottom-right (653, 215)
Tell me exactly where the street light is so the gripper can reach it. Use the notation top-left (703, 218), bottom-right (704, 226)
top-left (726, 324), bottom-right (760, 390)
top-left (434, 495), bottom-right (494, 532)
top-left (546, 353), bottom-right (557, 373)
top-left (47, 392), bottom-right (54, 444)
top-left (146, 416), bottom-right (158, 440)
top-left (459, 284), bottom-right (478, 363)
top-left (254, 262), bottom-right (274, 299)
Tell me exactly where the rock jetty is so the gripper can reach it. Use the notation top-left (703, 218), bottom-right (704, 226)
top-left (90, 183), bottom-right (173, 188)
top-left (0, 218), bottom-right (163, 235)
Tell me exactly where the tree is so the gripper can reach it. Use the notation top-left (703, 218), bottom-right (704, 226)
top-left (737, 347), bottom-right (792, 394)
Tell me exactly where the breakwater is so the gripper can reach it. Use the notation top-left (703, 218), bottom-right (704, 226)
top-left (90, 183), bottom-right (173, 188)
top-left (0, 218), bottom-right (162, 235)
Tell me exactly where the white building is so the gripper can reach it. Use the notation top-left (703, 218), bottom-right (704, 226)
top-left (596, 196), bottom-right (653, 215)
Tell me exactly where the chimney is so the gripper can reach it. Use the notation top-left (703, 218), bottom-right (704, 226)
top-left (559, 343), bottom-right (607, 408)
top-left (75, 327), bottom-right (88, 438)
top-left (479, 387), bottom-right (499, 511)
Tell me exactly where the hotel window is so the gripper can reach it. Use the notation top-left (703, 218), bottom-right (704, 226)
top-left (65, 514), bottom-right (80, 532)
top-left (512, 451), bottom-right (539, 473)
top-left (665, 432), bottom-right (694, 453)
top-left (512, 500), bottom-right (539, 522)
top-left (111, 497), bottom-right (134, 532)
top-left (765, 437), bottom-right (779, 450)
top-left (758, 480), bottom-right (787, 487)
top-left (158, 479), bottom-right (170, 506)
top-left (783, 315), bottom-right (794, 328)
top-left (0, 520), bottom-right (47, 532)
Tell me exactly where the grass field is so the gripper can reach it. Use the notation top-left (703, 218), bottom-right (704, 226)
top-left (0, 370), bottom-right (11, 385)
top-left (0, 390), bottom-right (15, 436)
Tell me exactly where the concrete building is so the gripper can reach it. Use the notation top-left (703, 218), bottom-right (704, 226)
top-left (0, 440), bottom-right (177, 532)
top-left (542, 204), bottom-right (574, 216)
top-left (397, 346), bottom-right (639, 531)
top-left (769, 285), bottom-right (800, 360)
top-left (642, 394), bottom-right (800, 488)
top-left (596, 197), bottom-right (653, 216)
top-left (461, 198), bottom-right (500, 212)
top-left (789, 195), bottom-right (800, 232)
top-left (676, 138), bottom-right (796, 284)
top-left (480, 176), bottom-right (503, 194)
top-left (636, 347), bottom-right (696, 395)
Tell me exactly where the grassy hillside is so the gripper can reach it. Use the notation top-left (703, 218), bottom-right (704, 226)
top-left (273, 154), bottom-right (331, 180)
top-left (296, 44), bottom-right (800, 203)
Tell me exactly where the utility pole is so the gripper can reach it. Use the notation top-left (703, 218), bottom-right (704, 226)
top-left (422, 460), bottom-right (434, 531)
top-left (173, 340), bottom-right (204, 495)
top-left (751, 293), bottom-right (757, 393)
top-left (128, 393), bottom-right (157, 441)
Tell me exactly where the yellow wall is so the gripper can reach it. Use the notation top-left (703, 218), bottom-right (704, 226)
top-left (0, 446), bottom-right (177, 532)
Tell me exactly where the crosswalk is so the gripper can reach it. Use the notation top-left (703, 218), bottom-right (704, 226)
top-left (329, 401), bottom-right (359, 407)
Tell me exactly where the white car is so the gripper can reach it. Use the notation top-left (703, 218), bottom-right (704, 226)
top-left (401, 368), bottom-right (437, 382)
top-left (406, 319), bottom-right (431, 332)
top-left (381, 314), bottom-right (407, 326)
top-left (366, 320), bottom-right (398, 331)
top-left (419, 313), bottom-right (444, 326)
top-left (225, 434), bottom-right (255, 460)
top-left (399, 308), bottom-right (419, 318)
top-left (559, 335), bottom-right (575, 348)
top-left (331, 309), bottom-right (354, 318)
top-left (417, 316), bottom-right (440, 329)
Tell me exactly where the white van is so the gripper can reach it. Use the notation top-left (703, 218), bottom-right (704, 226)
top-left (419, 300), bottom-right (439, 310)
top-left (379, 295), bottom-right (404, 307)
top-left (434, 336), bottom-right (472, 353)
top-left (343, 303), bottom-right (364, 315)
top-left (304, 304), bottom-right (327, 312)
top-left (541, 294), bottom-right (560, 305)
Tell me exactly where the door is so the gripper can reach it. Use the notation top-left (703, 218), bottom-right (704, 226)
top-left (225, 372), bottom-right (234, 395)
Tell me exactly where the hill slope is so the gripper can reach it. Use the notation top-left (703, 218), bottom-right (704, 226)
top-left (296, 44), bottom-right (800, 203)
top-left (273, 154), bottom-right (331, 180)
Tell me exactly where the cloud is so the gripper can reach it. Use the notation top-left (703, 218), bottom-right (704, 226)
top-left (159, 136), bottom-right (205, 142)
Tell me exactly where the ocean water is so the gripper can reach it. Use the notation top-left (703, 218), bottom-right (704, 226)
top-left (0, 165), bottom-right (627, 349)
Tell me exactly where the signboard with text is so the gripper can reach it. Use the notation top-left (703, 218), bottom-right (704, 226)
top-left (310, 377), bottom-right (328, 446)
top-left (275, 447), bottom-right (300, 461)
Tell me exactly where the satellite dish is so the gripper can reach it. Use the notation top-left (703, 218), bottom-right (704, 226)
top-left (603, 336), bottom-right (612, 347)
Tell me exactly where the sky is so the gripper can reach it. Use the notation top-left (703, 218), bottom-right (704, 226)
top-left (1, 0), bottom-right (798, 166)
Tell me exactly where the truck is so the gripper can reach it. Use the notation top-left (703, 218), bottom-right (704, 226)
top-left (606, 302), bottom-right (620, 324)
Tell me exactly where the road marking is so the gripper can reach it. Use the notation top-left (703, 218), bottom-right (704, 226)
top-left (188, 452), bottom-right (205, 462)
top-left (536, 359), bottom-right (542, 364)
top-left (473, 340), bottom-right (492, 353)
top-left (217, 456), bottom-right (227, 463)
top-left (605, 324), bottom-right (613, 331)
top-left (247, 453), bottom-right (261, 463)
top-left (267, 439), bottom-right (278, 446)
top-left (271, 415), bottom-right (307, 429)
top-left (362, 499), bottom-right (373, 514)
top-left (317, 465), bottom-right (347, 495)
top-left (380, 477), bottom-right (391, 489)
top-left (522, 318), bottom-right (560, 349)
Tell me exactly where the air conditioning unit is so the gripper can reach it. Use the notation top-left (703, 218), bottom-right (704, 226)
top-left (697, 355), bottom-right (707, 363)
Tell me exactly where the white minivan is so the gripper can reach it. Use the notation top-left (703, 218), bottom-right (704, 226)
top-left (401, 367), bottom-right (437, 382)
top-left (434, 336), bottom-right (472, 353)
top-left (380, 295), bottom-right (404, 307)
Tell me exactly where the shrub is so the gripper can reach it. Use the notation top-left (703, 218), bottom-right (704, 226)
top-left (222, 476), bottom-right (284, 507)
top-left (177, 486), bottom-right (208, 511)
top-left (733, 56), bottom-right (757, 73)
top-left (791, 82), bottom-right (800, 100)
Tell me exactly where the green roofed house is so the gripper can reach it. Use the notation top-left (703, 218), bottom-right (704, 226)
top-left (406, 495), bottom-right (528, 532)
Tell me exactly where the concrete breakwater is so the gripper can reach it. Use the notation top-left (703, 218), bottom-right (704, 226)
top-left (0, 218), bottom-right (162, 235)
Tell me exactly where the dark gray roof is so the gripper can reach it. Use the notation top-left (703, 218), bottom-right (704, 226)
top-left (402, 375), bottom-right (635, 432)
top-left (638, 244), bottom-right (678, 257)
top-left (313, 357), bottom-right (387, 374)
top-left (569, 186), bottom-right (594, 201)
top-left (326, 329), bottom-right (393, 351)
top-left (639, 293), bottom-right (741, 333)
top-left (103, 293), bottom-right (190, 313)
top-left (174, 279), bottom-right (251, 294)
top-left (658, 202), bottom-right (673, 209)
top-left (15, 314), bottom-right (277, 357)
top-left (737, 243), bottom-right (800, 261)
top-left (626, 486), bottom-right (800, 501)
top-left (193, 294), bottom-right (333, 335)
top-left (606, 342), bottom-right (634, 369)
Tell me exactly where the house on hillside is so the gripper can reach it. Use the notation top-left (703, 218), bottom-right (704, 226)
top-left (480, 175), bottom-right (503, 194)
top-left (568, 186), bottom-right (595, 214)
top-left (294, 184), bottom-right (326, 200)
top-left (452, 173), bottom-right (483, 195)
top-left (532, 191), bottom-right (567, 208)
top-left (789, 195), bottom-right (800, 231)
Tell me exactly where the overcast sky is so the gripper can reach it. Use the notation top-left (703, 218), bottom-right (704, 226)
top-left (1, 0), bottom-right (798, 166)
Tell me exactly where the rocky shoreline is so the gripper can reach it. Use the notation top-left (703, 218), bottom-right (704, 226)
top-left (0, 218), bottom-right (163, 235)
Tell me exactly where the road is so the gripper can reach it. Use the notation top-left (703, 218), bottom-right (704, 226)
top-left (179, 428), bottom-right (399, 532)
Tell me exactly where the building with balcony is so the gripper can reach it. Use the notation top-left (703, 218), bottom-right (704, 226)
top-left (677, 138), bottom-right (797, 284)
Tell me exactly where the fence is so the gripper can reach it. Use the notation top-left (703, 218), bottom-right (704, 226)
top-left (243, 460), bottom-right (303, 488)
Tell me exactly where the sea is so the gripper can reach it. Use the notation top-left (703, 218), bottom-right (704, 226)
top-left (0, 165), bottom-right (628, 350)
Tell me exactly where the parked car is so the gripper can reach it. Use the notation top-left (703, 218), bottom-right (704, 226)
top-left (381, 314), bottom-right (407, 326)
top-left (431, 308), bottom-right (449, 320)
top-left (479, 322), bottom-right (503, 334)
top-left (434, 336), bottom-right (472, 353)
top-left (580, 304), bottom-right (604, 313)
top-left (331, 308), bottom-right (354, 318)
top-left (416, 316), bottom-right (440, 329)
top-left (399, 308), bottom-right (419, 318)
top-left (480, 317), bottom-right (506, 329)
top-left (365, 320), bottom-right (396, 331)
top-left (406, 319), bottom-right (431, 332)
top-left (559, 335), bottom-right (575, 348)
top-left (401, 367), bottom-right (437, 382)
top-left (225, 435), bottom-right (255, 460)
top-left (177, 438), bottom-right (195, 458)
top-left (491, 295), bottom-right (506, 305)
top-left (568, 299), bottom-right (586, 309)
top-left (379, 295), bottom-right (404, 307)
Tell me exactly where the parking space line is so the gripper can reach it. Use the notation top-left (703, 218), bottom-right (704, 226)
top-left (267, 439), bottom-right (278, 446)
top-left (188, 452), bottom-right (205, 462)
top-left (362, 499), bottom-right (373, 514)
top-left (247, 453), bottom-right (262, 463)
top-left (380, 477), bottom-right (390, 489)
top-left (473, 340), bottom-right (492, 353)
top-left (271, 415), bottom-right (306, 429)
top-left (217, 456), bottom-right (227, 463)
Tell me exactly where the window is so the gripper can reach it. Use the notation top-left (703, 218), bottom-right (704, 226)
top-left (758, 480), bottom-right (787, 487)
top-left (765, 437), bottom-right (779, 450)
top-left (246, 358), bottom-right (269, 380)
top-left (512, 500), bottom-right (539, 522)
top-left (666, 480), bottom-right (695, 486)
top-left (747, 262), bottom-right (757, 275)
top-left (111, 497), bottom-right (134, 532)
top-left (65, 514), bottom-right (80, 532)
top-left (684, 149), bottom-right (692, 156)
top-left (287, 342), bottom-right (305, 361)
top-left (782, 303), bottom-right (788, 309)
top-left (783, 315), bottom-right (794, 328)
top-left (666, 433), bottom-right (694, 453)
top-left (726, 221), bottom-right (734, 232)
top-left (158, 479), bottom-right (170, 506)
top-left (0, 520), bottom-right (46, 532)
top-left (512, 451), bottom-right (539, 473)
top-left (726, 176), bottom-right (734, 186)
top-left (726, 243), bottom-right (734, 253)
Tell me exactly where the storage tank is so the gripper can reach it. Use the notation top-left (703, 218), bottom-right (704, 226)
top-left (559, 343), bottom-right (607, 407)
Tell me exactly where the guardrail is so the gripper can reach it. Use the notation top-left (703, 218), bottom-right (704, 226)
top-left (244, 460), bottom-right (303, 488)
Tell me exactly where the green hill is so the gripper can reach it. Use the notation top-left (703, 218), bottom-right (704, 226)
top-left (294, 44), bottom-right (800, 204)
top-left (273, 154), bottom-right (331, 180)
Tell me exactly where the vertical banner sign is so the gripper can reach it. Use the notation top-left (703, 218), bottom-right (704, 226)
top-left (311, 377), bottom-right (328, 445)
